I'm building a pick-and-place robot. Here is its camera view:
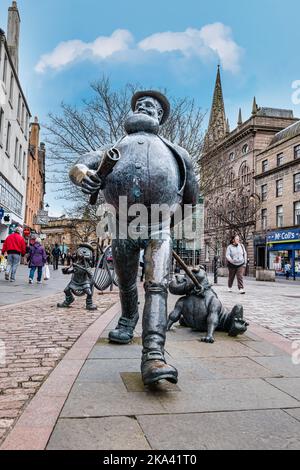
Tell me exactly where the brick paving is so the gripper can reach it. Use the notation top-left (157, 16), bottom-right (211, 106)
top-left (0, 292), bottom-right (118, 444)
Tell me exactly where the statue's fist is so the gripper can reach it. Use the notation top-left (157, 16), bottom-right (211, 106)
top-left (81, 170), bottom-right (104, 195)
top-left (69, 165), bottom-right (104, 195)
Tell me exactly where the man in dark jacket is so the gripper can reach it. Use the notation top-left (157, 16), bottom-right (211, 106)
top-left (52, 244), bottom-right (61, 270)
top-left (1, 227), bottom-right (26, 282)
top-left (69, 91), bottom-right (198, 385)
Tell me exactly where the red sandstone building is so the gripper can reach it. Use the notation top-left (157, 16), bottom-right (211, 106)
top-left (24, 117), bottom-right (46, 232)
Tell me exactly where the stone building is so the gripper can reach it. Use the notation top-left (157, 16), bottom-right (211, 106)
top-left (42, 217), bottom-right (98, 255)
top-left (0, 2), bottom-right (31, 248)
top-left (24, 117), bottom-right (46, 231)
top-left (200, 67), bottom-right (298, 274)
top-left (254, 120), bottom-right (300, 277)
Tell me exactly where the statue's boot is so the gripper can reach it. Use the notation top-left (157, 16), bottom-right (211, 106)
top-left (57, 292), bottom-right (75, 308)
top-left (109, 285), bottom-right (139, 344)
top-left (141, 283), bottom-right (178, 385)
top-left (86, 292), bottom-right (97, 311)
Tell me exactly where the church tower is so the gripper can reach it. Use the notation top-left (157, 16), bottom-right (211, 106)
top-left (204, 66), bottom-right (227, 150)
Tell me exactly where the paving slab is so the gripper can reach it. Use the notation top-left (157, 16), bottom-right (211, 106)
top-left (77, 359), bottom-right (141, 384)
top-left (156, 378), bottom-right (299, 412)
top-left (89, 342), bottom-right (142, 359)
top-left (60, 383), bottom-right (166, 418)
top-left (266, 378), bottom-right (300, 401)
top-left (165, 339), bottom-right (260, 358)
top-left (242, 340), bottom-right (290, 357)
top-left (252, 356), bottom-right (300, 378)
top-left (284, 408), bottom-right (300, 421)
top-left (47, 417), bottom-right (151, 450)
top-left (189, 357), bottom-right (281, 379)
top-left (137, 410), bottom-right (300, 450)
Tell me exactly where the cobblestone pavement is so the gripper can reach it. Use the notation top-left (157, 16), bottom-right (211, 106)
top-left (209, 274), bottom-right (300, 343)
top-left (0, 292), bottom-right (118, 443)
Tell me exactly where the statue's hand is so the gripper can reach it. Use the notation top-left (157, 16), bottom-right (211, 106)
top-left (69, 165), bottom-right (104, 194)
top-left (81, 170), bottom-right (104, 195)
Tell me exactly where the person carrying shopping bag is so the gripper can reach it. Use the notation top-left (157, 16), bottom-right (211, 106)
top-left (1, 227), bottom-right (26, 282)
top-left (27, 238), bottom-right (47, 284)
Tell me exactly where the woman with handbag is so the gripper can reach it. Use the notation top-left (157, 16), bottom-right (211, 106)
top-left (27, 238), bottom-right (47, 284)
top-left (226, 234), bottom-right (247, 294)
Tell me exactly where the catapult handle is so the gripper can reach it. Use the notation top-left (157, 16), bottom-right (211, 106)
top-left (90, 147), bottom-right (120, 206)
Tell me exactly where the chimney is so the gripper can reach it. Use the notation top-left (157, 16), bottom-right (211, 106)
top-left (29, 116), bottom-right (40, 154)
top-left (7, 1), bottom-right (20, 74)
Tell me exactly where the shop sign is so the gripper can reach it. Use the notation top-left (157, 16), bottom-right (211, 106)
top-left (267, 228), bottom-right (300, 244)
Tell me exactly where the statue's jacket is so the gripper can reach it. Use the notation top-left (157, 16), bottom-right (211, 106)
top-left (73, 132), bottom-right (198, 212)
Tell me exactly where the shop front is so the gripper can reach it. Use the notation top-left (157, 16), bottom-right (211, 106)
top-left (267, 228), bottom-right (300, 278)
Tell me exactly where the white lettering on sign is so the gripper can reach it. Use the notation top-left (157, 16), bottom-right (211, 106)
top-left (274, 232), bottom-right (296, 241)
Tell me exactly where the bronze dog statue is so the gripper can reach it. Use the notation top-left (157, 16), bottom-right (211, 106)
top-left (167, 267), bottom-right (248, 343)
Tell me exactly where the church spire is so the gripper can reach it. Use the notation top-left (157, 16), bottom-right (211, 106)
top-left (237, 108), bottom-right (243, 127)
top-left (204, 65), bottom-right (227, 150)
top-left (252, 96), bottom-right (258, 115)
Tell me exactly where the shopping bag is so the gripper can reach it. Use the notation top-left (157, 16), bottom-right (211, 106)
top-left (0, 256), bottom-right (7, 272)
top-left (44, 264), bottom-right (50, 280)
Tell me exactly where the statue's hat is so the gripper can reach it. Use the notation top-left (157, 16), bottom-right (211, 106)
top-left (131, 90), bottom-right (170, 125)
top-left (78, 243), bottom-right (94, 252)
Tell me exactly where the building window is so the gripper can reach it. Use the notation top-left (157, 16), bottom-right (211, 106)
top-left (261, 209), bottom-right (267, 230)
top-left (17, 94), bottom-right (21, 122)
top-left (276, 205), bottom-right (283, 228)
top-left (294, 173), bottom-right (300, 192)
top-left (276, 179), bottom-right (283, 197)
top-left (2, 54), bottom-right (7, 85)
top-left (9, 73), bottom-right (14, 105)
top-left (277, 153), bottom-right (284, 166)
top-left (21, 103), bottom-right (25, 130)
top-left (295, 202), bottom-right (300, 225)
top-left (5, 121), bottom-right (11, 156)
top-left (239, 162), bottom-right (251, 185)
top-left (229, 152), bottom-right (235, 162)
top-left (295, 145), bottom-right (300, 160)
top-left (0, 108), bottom-right (4, 145)
top-left (262, 160), bottom-right (268, 173)
top-left (25, 113), bottom-right (29, 137)
top-left (18, 144), bottom-right (22, 173)
top-left (14, 138), bottom-right (19, 167)
top-left (205, 244), bottom-right (210, 262)
top-left (22, 151), bottom-right (26, 177)
top-left (0, 173), bottom-right (23, 216)
top-left (242, 144), bottom-right (249, 155)
top-left (261, 184), bottom-right (267, 201)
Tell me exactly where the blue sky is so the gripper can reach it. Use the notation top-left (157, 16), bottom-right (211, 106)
top-left (1, 0), bottom-right (300, 215)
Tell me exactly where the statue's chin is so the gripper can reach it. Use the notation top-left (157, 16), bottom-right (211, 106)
top-left (124, 113), bottom-right (159, 135)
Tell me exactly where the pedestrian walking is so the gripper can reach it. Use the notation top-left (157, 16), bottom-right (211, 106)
top-left (51, 243), bottom-right (61, 270)
top-left (27, 238), bottom-right (47, 284)
top-left (226, 234), bottom-right (247, 294)
top-left (0, 227), bottom-right (26, 282)
top-left (284, 261), bottom-right (291, 280)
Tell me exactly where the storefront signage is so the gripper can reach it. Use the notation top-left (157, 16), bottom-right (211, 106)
top-left (267, 228), bottom-right (300, 244)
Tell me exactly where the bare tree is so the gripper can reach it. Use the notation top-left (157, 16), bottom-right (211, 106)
top-left (65, 202), bottom-right (100, 243)
top-left (44, 76), bottom-right (205, 202)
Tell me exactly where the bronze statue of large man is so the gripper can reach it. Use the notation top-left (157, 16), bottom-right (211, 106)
top-left (69, 90), bottom-right (198, 385)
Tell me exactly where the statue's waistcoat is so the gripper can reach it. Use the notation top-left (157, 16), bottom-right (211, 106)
top-left (103, 132), bottom-right (181, 210)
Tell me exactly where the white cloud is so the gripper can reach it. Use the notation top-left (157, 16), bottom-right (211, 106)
top-left (35, 23), bottom-right (242, 74)
top-left (35, 29), bottom-right (133, 73)
top-left (138, 23), bottom-right (242, 73)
